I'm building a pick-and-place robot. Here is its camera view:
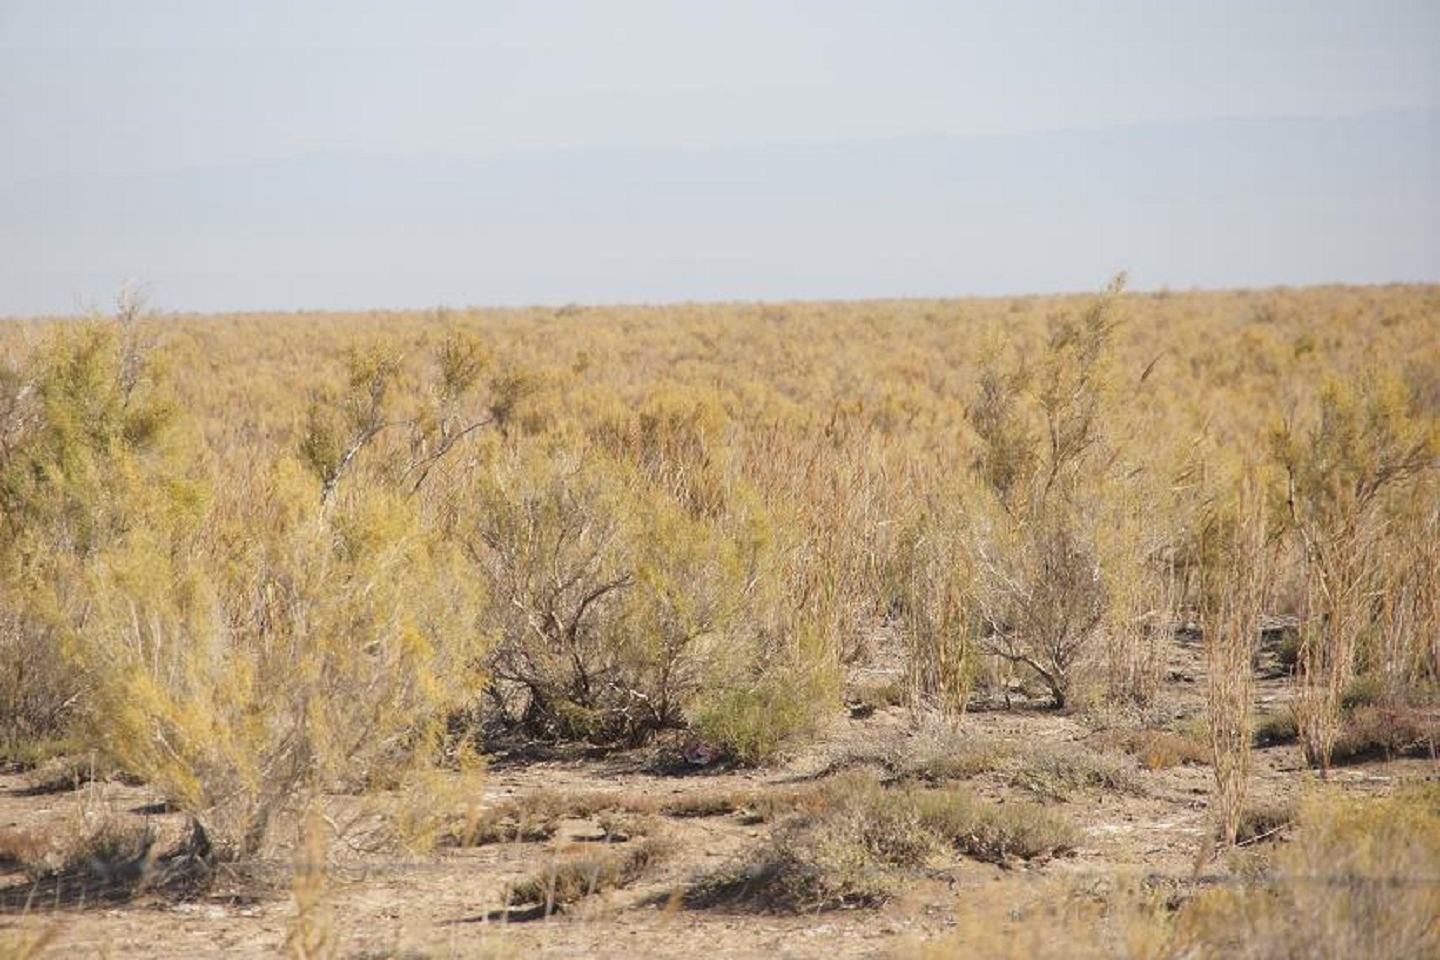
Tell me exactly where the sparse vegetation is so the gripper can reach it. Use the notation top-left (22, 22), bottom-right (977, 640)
top-left (686, 771), bottom-right (1076, 911)
top-left (915, 786), bottom-right (1440, 959)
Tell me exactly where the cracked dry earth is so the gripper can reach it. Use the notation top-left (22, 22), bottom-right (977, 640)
top-left (2, 638), bottom-right (1435, 959)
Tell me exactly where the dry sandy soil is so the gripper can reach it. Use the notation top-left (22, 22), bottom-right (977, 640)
top-left (2, 635), bottom-right (1433, 959)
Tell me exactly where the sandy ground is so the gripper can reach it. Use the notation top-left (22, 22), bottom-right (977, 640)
top-left (2, 637), bottom-right (1434, 959)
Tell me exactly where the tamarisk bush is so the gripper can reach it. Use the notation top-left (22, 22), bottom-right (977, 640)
top-left (0, 313), bottom-right (191, 752)
top-left (962, 277), bottom-right (1166, 708)
top-left (1197, 469), bottom-right (1272, 845)
top-left (2, 314), bottom-right (494, 857)
top-left (894, 501), bottom-right (974, 717)
top-left (464, 439), bottom-right (813, 750)
top-left (1272, 373), bottom-right (1436, 772)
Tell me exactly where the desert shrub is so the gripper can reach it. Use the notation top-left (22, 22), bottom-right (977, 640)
top-left (893, 503), bottom-right (976, 716)
top-left (689, 661), bottom-right (833, 765)
top-left (0, 316), bottom-right (494, 859)
top-left (963, 278), bottom-right (1164, 709)
top-left (0, 316), bottom-right (189, 750)
top-left (1196, 469), bottom-right (1273, 843)
top-left (299, 331), bottom-right (505, 504)
top-left (1272, 371), bottom-right (1437, 772)
top-left (75, 460), bottom-right (489, 858)
top-left (465, 441), bottom-right (792, 746)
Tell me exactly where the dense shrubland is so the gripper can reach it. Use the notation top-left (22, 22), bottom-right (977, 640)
top-left (1, 283), bottom-right (1437, 869)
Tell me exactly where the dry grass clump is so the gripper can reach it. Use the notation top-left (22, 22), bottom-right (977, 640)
top-left (1007, 743), bottom-right (1144, 802)
top-left (844, 677), bottom-right (908, 715)
top-left (1329, 704), bottom-right (1437, 764)
top-left (1097, 729), bottom-right (1210, 771)
top-left (0, 816), bottom-right (211, 906)
top-left (506, 837), bottom-right (670, 909)
top-left (914, 786), bottom-right (1440, 959)
top-left (1231, 798), bottom-right (1296, 845)
top-left (1176, 786), bottom-right (1440, 958)
top-left (451, 782), bottom-right (830, 847)
top-left (1252, 710), bottom-right (1299, 747)
top-left (911, 789), bottom-right (1080, 863)
top-left (0, 928), bottom-right (58, 960)
top-left (686, 772), bottom-right (1076, 912)
top-left (811, 720), bottom-right (1011, 784)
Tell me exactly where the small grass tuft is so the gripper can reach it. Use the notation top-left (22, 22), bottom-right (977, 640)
top-left (1008, 743), bottom-right (1144, 801)
top-left (1253, 710), bottom-right (1299, 747)
top-left (1232, 798), bottom-right (1296, 845)
top-left (913, 789), bottom-right (1080, 863)
top-left (507, 837), bottom-right (670, 908)
top-left (1098, 729), bottom-right (1210, 770)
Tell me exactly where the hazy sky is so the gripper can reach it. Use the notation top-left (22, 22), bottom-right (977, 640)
top-left (2, 1), bottom-right (1437, 314)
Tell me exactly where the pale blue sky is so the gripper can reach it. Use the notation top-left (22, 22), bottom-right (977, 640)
top-left (2, 1), bottom-right (1437, 314)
